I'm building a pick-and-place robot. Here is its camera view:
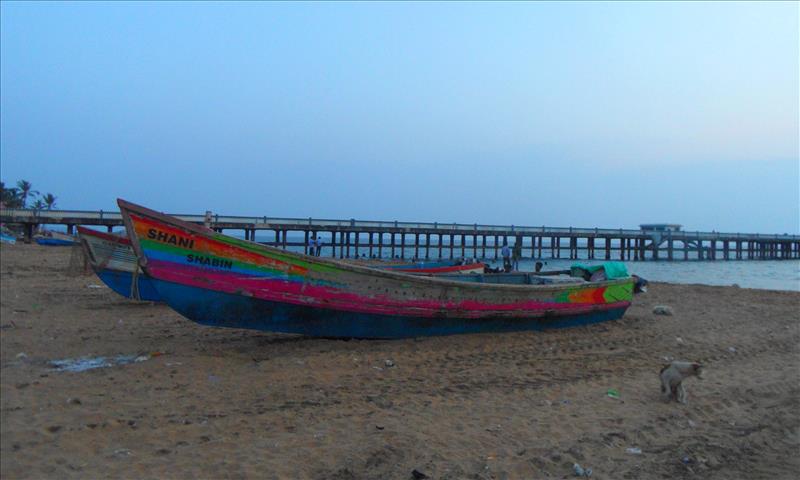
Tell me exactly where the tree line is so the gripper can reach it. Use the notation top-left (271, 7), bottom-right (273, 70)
top-left (0, 180), bottom-right (58, 210)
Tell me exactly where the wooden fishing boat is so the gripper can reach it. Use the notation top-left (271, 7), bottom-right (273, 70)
top-left (76, 227), bottom-right (161, 301)
top-left (0, 226), bottom-right (16, 244)
top-left (118, 199), bottom-right (636, 339)
top-left (35, 231), bottom-right (77, 246)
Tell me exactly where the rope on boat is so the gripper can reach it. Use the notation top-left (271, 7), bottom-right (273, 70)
top-left (130, 266), bottom-right (141, 301)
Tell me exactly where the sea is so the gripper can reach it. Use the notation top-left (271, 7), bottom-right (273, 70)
top-left (63, 227), bottom-right (800, 292)
top-left (258, 236), bottom-right (800, 292)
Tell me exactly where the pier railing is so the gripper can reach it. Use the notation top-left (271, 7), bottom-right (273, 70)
top-left (2, 207), bottom-right (798, 241)
top-left (2, 207), bottom-right (798, 260)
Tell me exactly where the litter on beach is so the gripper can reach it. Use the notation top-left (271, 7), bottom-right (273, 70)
top-left (50, 352), bottom-right (161, 372)
top-left (606, 388), bottom-right (621, 400)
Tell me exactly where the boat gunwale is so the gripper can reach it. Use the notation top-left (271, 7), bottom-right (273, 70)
top-left (117, 199), bottom-right (633, 295)
top-left (76, 225), bottom-right (131, 245)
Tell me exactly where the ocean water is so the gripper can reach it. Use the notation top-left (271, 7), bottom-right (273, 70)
top-left (65, 227), bottom-right (800, 292)
top-left (511, 258), bottom-right (800, 292)
top-left (257, 238), bottom-right (799, 291)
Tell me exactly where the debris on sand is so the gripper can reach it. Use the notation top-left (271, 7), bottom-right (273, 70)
top-left (573, 463), bottom-right (592, 477)
top-left (653, 305), bottom-right (674, 316)
top-left (411, 469), bottom-right (429, 479)
top-left (50, 352), bottom-right (161, 372)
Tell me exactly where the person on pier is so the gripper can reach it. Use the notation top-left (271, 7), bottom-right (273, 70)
top-left (512, 241), bottom-right (522, 271)
top-left (501, 242), bottom-right (512, 272)
top-left (308, 236), bottom-right (316, 256)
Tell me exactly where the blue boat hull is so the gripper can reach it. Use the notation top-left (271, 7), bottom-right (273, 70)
top-left (35, 238), bottom-right (75, 246)
top-left (95, 268), bottom-right (162, 302)
top-left (149, 278), bottom-right (628, 339)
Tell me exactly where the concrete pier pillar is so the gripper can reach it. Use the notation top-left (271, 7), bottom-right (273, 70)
top-left (24, 223), bottom-right (35, 243)
top-left (482, 235), bottom-right (487, 259)
top-left (391, 233), bottom-right (396, 258)
top-left (461, 234), bottom-right (466, 258)
top-left (426, 233), bottom-right (431, 259)
top-left (494, 235), bottom-right (499, 259)
top-left (414, 233), bottom-right (420, 259)
top-left (107, 225), bottom-right (114, 233)
top-left (469, 234), bottom-right (475, 259)
top-left (449, 234), bottom-right (455, 259)
top-left (377, 232), bottom-right (383, 258)
top-left (400, 233), bottom-right (406, 259)
top-left (369, 232), bottom-right (374, 258)
top-left (304, 230), bottom-right (309, 254)
top-left (438, 234), bottom-right (444, 259)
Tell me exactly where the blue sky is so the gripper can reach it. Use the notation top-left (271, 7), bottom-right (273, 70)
top-left (1, 2), bottom-right (798, 233)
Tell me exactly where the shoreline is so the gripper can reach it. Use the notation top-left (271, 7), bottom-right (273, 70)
top-left (2, 244), bottom-right (799, 479)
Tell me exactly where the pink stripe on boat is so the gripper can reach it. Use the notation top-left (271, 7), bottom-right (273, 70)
top-left (146, 261), bottom-right (627, 319)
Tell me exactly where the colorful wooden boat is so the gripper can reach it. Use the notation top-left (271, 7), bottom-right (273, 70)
top-left (118, 199), bottom-right (636, 339)
top-left (76, 227), bottom-right (161, 301)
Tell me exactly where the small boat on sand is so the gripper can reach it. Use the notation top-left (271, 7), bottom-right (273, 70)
top-left (118, 199), bottom-right (637, 339)
top-left (1, 226), bottom-right (16, 244)
top-left (35, 231), bottom-right (77, 246)
top-left (76, 227), bottom-right (161, 301)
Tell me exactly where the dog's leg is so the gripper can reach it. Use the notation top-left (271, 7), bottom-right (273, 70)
top-left (677, 383), bottom-right (687, 404)
top-left (660, 375), bottom-right (672, 402)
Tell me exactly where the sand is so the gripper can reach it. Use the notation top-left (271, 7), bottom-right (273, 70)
top-left (1, 243), bottom-right (799, 479)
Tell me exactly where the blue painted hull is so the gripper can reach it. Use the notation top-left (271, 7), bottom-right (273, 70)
top-left (149, 278), bottom-right (628, 339)
top-left (36, 238), bottom-right (75, 246)
top-left (95, 268), bottom-right (162, 302)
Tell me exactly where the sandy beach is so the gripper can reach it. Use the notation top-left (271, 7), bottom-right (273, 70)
top-left (1, 243), bottom-right (798, 479)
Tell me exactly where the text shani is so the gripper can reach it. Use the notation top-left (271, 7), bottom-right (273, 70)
top-left (147, 229), bottom-right (194, 249)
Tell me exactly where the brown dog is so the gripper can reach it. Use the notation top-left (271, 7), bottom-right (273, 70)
top-left (660, 361), bottom-right (703, 404)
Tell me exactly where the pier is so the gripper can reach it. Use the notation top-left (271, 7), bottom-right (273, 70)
top-left (1, 207), bottom-right (798, 261)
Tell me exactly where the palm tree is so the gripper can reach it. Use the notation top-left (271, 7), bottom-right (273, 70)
top-left (0, 182), bottom-right (22, 208)
top-left (31, 198), bottom-right (46, 212)
top-left (16, 180), bottom-right (38, 208)
top-left (42, 193), bottom-right (57, 210)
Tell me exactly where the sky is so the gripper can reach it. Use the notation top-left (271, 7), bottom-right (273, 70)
top-left (1, 1), bottom-right (798, 234)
